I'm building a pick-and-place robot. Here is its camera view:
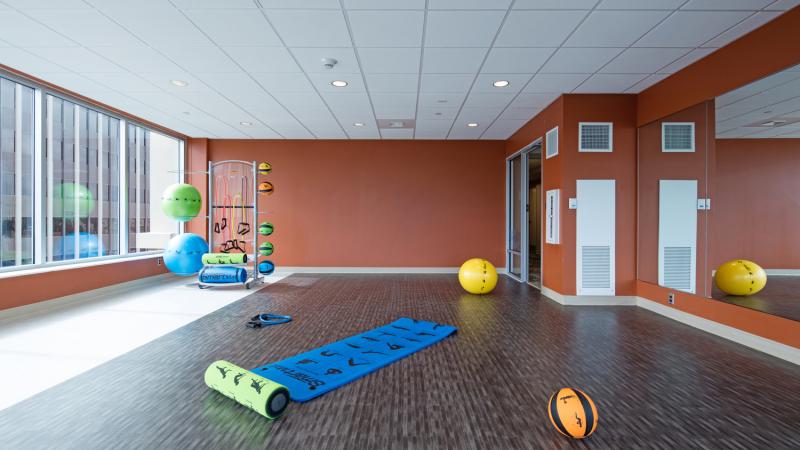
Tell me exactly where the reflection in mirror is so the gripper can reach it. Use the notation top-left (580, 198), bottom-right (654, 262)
top-left (637, 102), bottom-right (712, 298)
top-left (711, 64), bottom-right (800, 322)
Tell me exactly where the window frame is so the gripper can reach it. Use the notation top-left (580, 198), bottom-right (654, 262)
top-left (0, 68), bottom-right (185, 275)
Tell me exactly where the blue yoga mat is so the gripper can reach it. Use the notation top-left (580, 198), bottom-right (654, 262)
top-left (251, 317), bottom-right (457, 402)
top-left (199, 266), bottom-right (248, 284)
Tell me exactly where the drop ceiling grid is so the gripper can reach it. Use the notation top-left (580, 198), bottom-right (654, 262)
top-left (0, 0), bottom-right (793, 139)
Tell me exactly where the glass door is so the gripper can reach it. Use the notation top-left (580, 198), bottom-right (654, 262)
top-left (507, 155), bottom-right (523, 278)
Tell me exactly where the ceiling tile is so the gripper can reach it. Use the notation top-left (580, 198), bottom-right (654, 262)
top-left (764, 0), bottom-right (800, 10)
top-left (597, 0), bottom-right (684, 8)
top-left (471, 74), bottom-right (531, 93)
top-left (657, 47), bottom-right (716, 73)
top-left (159, 46), bottom-right (240, 73)
top-left (224, 46), bottom-right (301, 72)
top-left (29, 47), bottom-right (124, 73)
top-left (635, 11), bottom-right (752, 47)
top-left (499, 107), bottom-right (543, 120)
top-left (82, 73), bottom-right (159, 93)
top-left (422, 47), bottom-right (488, 73)
top-left (251, 73), bottom-right (314, 92)
top-left (0, 47), bottom-right (66, 73)
top-left (482, 47), bottom-right (555, 73)
top-left (511, 93), bottom-right (560, 108)
top-left (419, 107), bottom-right (461, 120)
top-left (418, 92), bottom-right (467, 107)
top-left (495, 10), bottom-right (588, 47)
top-left (291, 47), bottom-right (360, 73)
top-left (680, 0), bottom-right (773, 9)
top-left (365, 74), bottom-right (419, 93)
top-left (373, 105), bottom-right (416, 119)
top-left (449, 119), bottom-right (489, 139)
top-left (345, 128), bottom-right (381, 139)
top-left (358, 47), bottom-right (421, 74)
top-left (265, 10), bottom-right (351, 47)
top-left (347, 10), bottom-right (424, 47)
top-left (600, 47), bottom-right (691, 73)
top-left (35, 10), bottom-right (142, 47)
top-left (429, 0), bottom-right (512, 8)
top-left (0, 10), bottom-right (77, 47)
top-left (380, 129), bottom-right (414, 139)
top-left (4, 0), bottom-right (89, 8)
top-left (258, 0), bottom-right (341, 9)
top-left (101, 7), bottom-right (213, 47)
top-left (702, 11), bottom-right (782, 48)
top-left (183, 10), bottom-right (281, 46)
top-left (524, 73), bottom-right (590, 93)
top-left (84, 0), bottom-right (171, 9)
top-left (344, 0), bottom-right (426, 9)
top-left (415, 120), bottom-right (454, 139)
top-left (425, 11), bottom-right (506, 47)
top-left (90, 46), bottom-right (184, 73)
top-left (482, 119), bottom-right (529, 139)
top-left (624, 73), bottom-right (670, 93)
top-left (573, 73), bottom-right (648, 93)
top-left (463, 93), bottom-right (516, 108)
top-left (370, 93), bottom-right (417, 108)
top-left (565, 11), bottom-right (671, 47)
top-left (172, 0), bottom-right (258, 8)
top-left (513, 0), bottom-right (598, 8)
top-left (272, 92), bottom-right (327, 108)
top-left (323, 92), bottom-right (372, 113)
top-left (540, 47), bottom-right (623, 73)
top-left (420, 74), bottom-right (475, 93)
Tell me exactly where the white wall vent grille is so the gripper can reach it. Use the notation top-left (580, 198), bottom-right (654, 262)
top-left (662, 246), bottom-right (693, 292)
top-left (580, 246), bottom-right (611, 289)
top-left (662, 122), bottom-right (695, 152)
top-left (578, 122), bottom-right (613, 152)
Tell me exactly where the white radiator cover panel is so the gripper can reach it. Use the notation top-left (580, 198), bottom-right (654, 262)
top-left (576, 180), bottom-right (615, 295)
top-left (658, 180), bottom-right (697, 294)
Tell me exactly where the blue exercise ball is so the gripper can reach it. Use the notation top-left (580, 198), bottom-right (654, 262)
top-left (163, 233), bottom-right (208, 276)
top-left (55, 232), bottom-right (103, 259)
top-left (258, 260), bottom-right (275, 275)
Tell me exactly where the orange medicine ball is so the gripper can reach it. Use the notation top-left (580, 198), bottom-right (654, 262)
top-left (258, 181), bottom-right (274, 195)
top-left (548, 388), bottom-right (598, 439)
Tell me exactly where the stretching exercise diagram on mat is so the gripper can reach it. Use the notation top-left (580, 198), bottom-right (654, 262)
top-left (252, 317), bottom-right (457, 402)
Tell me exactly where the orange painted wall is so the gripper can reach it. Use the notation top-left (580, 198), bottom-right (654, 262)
top-left (185, 138), bottom-right (209, 237)
top-left (506, 97), bottom-right (565, 292)
top-left (206, 139), bottom-right (506, 267)
top-left (0, 257), bottom-right (167, 311)
top-left (712, 138), bottom-right (800, 269)
top-left (638, 101), bottom-right (715, 294)
top-left (637, 6), bottom-right (800, 126)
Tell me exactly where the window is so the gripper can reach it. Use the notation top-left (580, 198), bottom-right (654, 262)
top-left (46, 95), bottom-right (121, 262)
top-left (127, 125), bottom-right (181, 253)
top-left (0, 68), bottom-right (185, 274)
top-left (0, 77), bottom-right (35, 267)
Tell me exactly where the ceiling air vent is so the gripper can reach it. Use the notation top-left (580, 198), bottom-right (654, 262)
top-left (545, 126), bottom-right (559, 159)
top-left (377, 119), bottom-right (415, 129)
top-left (579, 122), bottom-right (613, 152)
top-left (662, 122), bottom-right (695, 152)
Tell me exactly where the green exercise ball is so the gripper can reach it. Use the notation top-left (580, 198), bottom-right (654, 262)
top-left (161, 183), bottom-right (202, 222)
top-left (259, 241), bottom-right (274, 256)
top-left (52, 183), bottom-right (95, 218)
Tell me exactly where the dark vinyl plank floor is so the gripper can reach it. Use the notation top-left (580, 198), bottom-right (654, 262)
top-left (1, 274), bottom-right (799, 450)
top-left (711, 275), bottom-right (800, 322)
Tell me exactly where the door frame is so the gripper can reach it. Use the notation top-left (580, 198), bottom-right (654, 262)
top-left (506, 138), bottom-right (543, 287)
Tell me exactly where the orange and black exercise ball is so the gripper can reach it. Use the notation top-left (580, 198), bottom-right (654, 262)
top-left (548, 388), bottom-right (598, 439)
top-left (258, 182), bottom-right (274, 195)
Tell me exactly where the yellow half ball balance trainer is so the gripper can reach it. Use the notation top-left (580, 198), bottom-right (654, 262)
top-left (548, 388), bottom-right (598, 439)
top-left (714, 259), bottom-right (767, 296)
top-left (458, 258), bottom-right (498, 294)
top-left (258, 162), bottom-right (272, 175)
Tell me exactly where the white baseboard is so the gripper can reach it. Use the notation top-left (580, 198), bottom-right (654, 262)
top-left (541, 286), bottom-right (636, 306)
top-left (0, 273), bottom-right (177, 324)
top-left (279, 267), bottom-right (507, 274)
top-left (636, 296), bottom-right (800, 365)
top-left (765, 269), bottom-right (800, 276)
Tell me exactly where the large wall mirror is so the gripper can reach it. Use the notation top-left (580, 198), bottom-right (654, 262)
top-left (638, 63), bottom-right (800, 323)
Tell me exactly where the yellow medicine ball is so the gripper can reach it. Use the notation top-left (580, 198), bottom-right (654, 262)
top-left (458, 258), bottom-right (498, 294)
top-left (714, 259), bottom-right (767, 296)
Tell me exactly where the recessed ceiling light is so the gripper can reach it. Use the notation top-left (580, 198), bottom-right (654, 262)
top-left (331, 80), bottom-right (348, 87)
top-left (493, 80), bottom-right (510, 87)
top-left (171, 79), bottom-right (188, 87)
top-left (240, 121), bottom-right (252, 126)
top-left (353, 122), bottom-right (365, 127)
top-left (467, 123), bottom-right (479, 127)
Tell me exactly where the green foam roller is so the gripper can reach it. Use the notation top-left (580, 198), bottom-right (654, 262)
top-left (204, 360), bottom-right (290, 420)
top-left (201, 253), bottom-right (248, 265)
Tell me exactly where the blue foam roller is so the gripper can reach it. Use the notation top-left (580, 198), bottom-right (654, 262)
top-left (199, 266), bottom-right (248, 284)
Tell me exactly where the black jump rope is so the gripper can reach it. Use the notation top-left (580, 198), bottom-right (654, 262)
top-left (247, 313), bottom-right (292, 328)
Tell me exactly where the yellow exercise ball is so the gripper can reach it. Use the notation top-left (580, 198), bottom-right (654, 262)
top-left (458, 258), bottom-right (498, 294)
top-left (714, 259), bottom-right (767, 296)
